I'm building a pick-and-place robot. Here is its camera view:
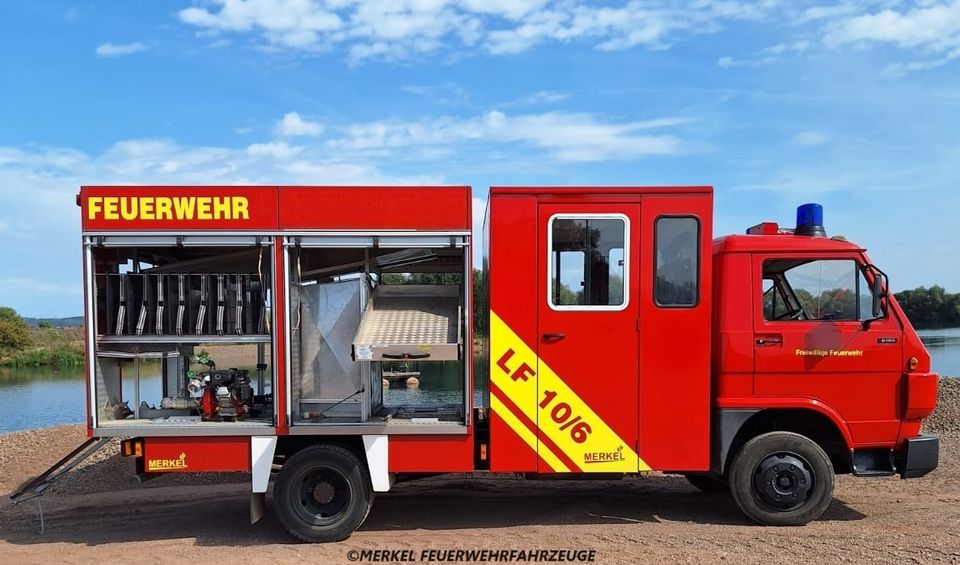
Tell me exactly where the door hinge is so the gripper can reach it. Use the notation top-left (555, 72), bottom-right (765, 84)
top-left (636, 317), bottom-right (641, 332)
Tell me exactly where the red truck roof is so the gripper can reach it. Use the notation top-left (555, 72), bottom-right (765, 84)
top-left (714, 234), bottom-right (865, 254)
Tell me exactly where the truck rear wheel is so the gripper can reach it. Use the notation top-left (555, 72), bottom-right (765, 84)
top-left (274, 444), bottom-right (373, 542)
top-left (729, 431), bottom-right (834, 526)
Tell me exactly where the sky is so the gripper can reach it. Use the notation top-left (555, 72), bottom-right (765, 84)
top-left (0, 0), bottom-right (958, 317)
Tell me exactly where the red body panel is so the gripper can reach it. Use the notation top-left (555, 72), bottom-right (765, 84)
top-left (637, 195), bottom-right (713, 471)
top-left (143, 437), bottom-right (250, 473)
top-left (536, 200), bottom-right (641, 472)
top-left (486, 187), bottom-right (714, 473)
top-left (81, 186), bottom-right (280, 231)
top-left (278, 186), bottom-right (471, 231)
top-left (389, 436), bottom-right (475, 473)
top-left (487, 194), bottom-right (540, 472)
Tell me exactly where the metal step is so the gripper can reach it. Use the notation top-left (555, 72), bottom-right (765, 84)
top-left (352, 285), bottom-right (462, 362)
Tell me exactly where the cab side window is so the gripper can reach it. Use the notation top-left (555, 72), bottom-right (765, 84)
top-left (763, 259), bottom-right (872, 322)
top-left (654, 217), bottom-right (700, 307)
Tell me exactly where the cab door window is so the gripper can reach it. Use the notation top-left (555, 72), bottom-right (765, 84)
top-left (762, 259), bottom-right (873, 322)
top-left (548, 215), bottom-right (628, 310)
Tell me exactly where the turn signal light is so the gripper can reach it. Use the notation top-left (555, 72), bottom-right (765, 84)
top-left (908, 357), bottom-right (919, 371)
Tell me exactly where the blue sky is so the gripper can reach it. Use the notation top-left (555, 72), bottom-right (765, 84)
top-left (0, 0), bottom-right (958, 317)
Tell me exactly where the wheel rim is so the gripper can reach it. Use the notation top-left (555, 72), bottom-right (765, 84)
top-left (293, 467), bottom-right (352, 526)
top-left (751, 451), bottom-right (815, 512)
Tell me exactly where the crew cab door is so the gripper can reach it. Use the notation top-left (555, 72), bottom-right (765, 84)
top-left (753, 254), bottom-right (903, 445)
top-left (535, 203), bottom-right (641, 472)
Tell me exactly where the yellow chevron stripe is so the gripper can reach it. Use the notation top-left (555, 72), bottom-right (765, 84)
top-left (491, 310), bottom-right (651, 472)
top-left (490, 394), bottom-right (570, 472)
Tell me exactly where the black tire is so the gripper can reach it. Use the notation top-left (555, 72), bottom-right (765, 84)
top-left (729, 431), bottom-right (834, 526)
top-left (682, 473), bottom-right (728, 493)
top-left (274, 444), bottom-right (374, 542)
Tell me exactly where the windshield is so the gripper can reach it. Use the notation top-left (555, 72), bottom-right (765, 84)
top-left (762, 259), bottom-right (875, 322)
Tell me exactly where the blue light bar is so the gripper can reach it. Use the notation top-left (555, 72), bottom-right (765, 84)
top-left (795, 203), bottom-right (826, 237)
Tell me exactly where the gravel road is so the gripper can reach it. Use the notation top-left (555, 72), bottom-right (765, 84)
top-left (1, 379), bottom-right (958, 564)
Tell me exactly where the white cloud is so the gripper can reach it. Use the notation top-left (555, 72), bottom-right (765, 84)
top-left (177, 0), bottom-right (781, 62)
top-left (327, 110), bottom-right (690, 161)
top-left (0, 278), bottom-right (81, 296)
top-left (718, 40), bottom-right (809, 67)
top-left (275, 112), bottom-right (323, 137)
top-left (517, 90), bottom-right (569, 104)
top-left (246, 141), bottom-right (303, 158)
top-left (818, 1), bottom-right (960, 75)
top-left (401, 83), bottom-right (471, 106)
top-left (95, 42), bottom-right (150, 57)
top-left (823, 1), bottom-right (960, 50)
top-left (791, 131), bottom-right (829, 146)
top-left (882, 48), bottom-right (960, 77)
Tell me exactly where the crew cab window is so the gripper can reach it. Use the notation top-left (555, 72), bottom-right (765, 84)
top-left (762, 259), bottom-right (874, 322)
top-left (549, 215), bottom-right (627, 309)
top-left (654, 217), bottom-right (700, 307)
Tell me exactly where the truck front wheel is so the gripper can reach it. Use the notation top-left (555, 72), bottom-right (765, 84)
top-left (274, 444), bottom-right (373, 542)
top-left (729, 431), bottom-right (834, 526)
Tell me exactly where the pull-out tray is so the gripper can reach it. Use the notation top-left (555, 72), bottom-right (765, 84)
top-left (352, 285), bottom-right (461, 361)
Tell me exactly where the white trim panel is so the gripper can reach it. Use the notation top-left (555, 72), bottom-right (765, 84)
top-left (362, 435), bottom-right (391, 492)
top-left (251, 436), bottom-right (278, 493)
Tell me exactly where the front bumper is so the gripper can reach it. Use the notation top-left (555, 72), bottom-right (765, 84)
top-left (898, 434), bottom-right (939, 479)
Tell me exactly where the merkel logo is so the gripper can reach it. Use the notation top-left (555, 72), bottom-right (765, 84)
top-left (88, 196), bottom-right (250, 221)
top-left (147, 452), bottom-right (188, 471)
top-left (584, 445), bottom-right (625, 464)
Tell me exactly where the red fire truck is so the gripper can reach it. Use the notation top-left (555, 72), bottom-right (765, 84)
top-left (12, 185), bottom-right (938, 542)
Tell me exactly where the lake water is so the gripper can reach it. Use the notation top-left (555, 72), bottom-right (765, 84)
top-left (918, 328), bottom-right (960, 377)
top-left (2, 331), bottom-right (958, 434)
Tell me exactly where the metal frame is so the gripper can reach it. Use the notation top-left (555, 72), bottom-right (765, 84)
top-left (85, 234), bottom-right (279, 435)
top-left (288, 423), bottom-right (469, 436)
top-left (94, 426), bottom-right (278, 438)
top-left (98, 335), bottom-right (271, 345)
top-left (84, 229), bottom-right (472, 436)
top-left (282, 234), bottom-right (472, 434)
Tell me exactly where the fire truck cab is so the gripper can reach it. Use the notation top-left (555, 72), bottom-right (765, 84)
top-left (68, 185), bottom-right (938, 542)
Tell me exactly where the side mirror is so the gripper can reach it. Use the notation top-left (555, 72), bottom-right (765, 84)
top-left (872, 273), bottom-right (883, 318)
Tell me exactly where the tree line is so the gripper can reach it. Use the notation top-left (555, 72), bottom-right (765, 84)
top-left (895, 286), bottom-right (960, 329)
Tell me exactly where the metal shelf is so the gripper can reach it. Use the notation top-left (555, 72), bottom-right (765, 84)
top-left (97, 334), bottom-right (271, 345)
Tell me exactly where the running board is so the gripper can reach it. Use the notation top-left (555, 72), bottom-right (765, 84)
top-left (9, 437), bottom-right (112, 533)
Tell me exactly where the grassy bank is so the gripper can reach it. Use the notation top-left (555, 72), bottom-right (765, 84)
top-left (0, 326), bottom-right (84, 367)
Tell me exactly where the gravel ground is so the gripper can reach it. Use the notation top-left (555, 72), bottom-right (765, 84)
top-left (0, 379), bottom-right (958, 564)
top-left (925, 377), bottom-right (960, 438)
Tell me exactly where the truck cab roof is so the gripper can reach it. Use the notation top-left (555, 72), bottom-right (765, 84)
top-left (714, 234), bottom-right (865, 254)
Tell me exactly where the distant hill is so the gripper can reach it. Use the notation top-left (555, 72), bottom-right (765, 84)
top-left (23, 316), bottom-right (84, 328)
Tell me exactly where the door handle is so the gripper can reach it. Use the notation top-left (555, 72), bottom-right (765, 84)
top-left (756, 335), bottom-right (783, 346)
top-left (542, 332), bottom-right (566, 342)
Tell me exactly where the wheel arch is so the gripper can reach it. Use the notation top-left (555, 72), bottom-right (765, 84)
top-left (714, 406), bottom-right (852, 475)
top-left (276, 435), bottom-right (366, 463)
top-left (275, 435), bottom-right (390, 492)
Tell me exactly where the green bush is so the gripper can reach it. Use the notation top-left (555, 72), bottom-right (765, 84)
top-left (0, 306), bottom-right (31, 351)
top-left (7, 344), bottom-right (84, 367)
